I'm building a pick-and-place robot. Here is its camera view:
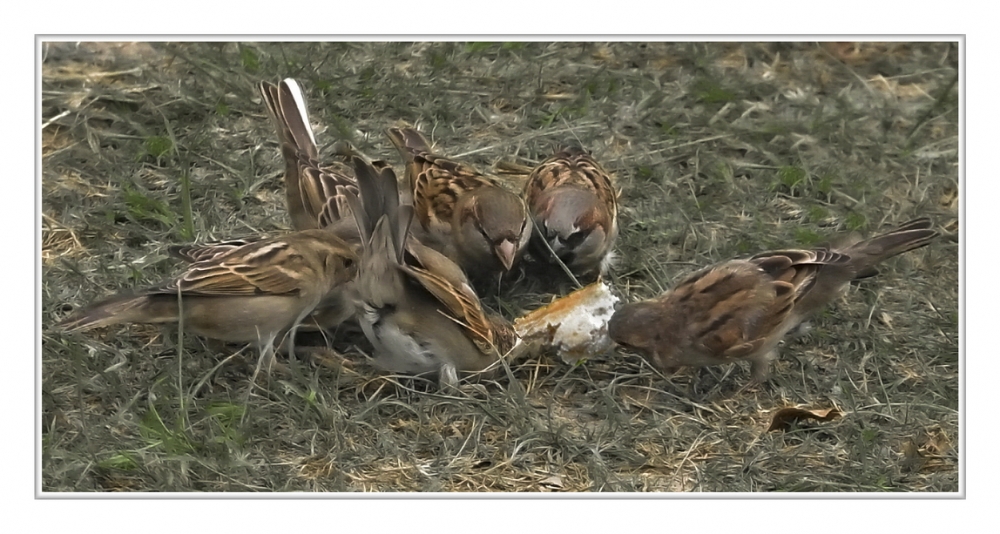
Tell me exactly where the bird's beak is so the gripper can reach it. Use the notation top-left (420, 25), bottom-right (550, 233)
top-left (495, 239), bottom-right (516, 271)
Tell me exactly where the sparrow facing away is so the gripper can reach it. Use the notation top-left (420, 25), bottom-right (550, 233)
top-left (608, 218), bottom-right (938, 383)
top-left (258, 78), bottom-right (358, 232)
top-left (523, 147), bottom-right (619, 278)
top-left (259, 78), bottom-right (365, 330)
top-left (346, 154), bottom-right (516, 387)
top-left (58, 229), bottom-right (358, 378)
top-left (386, 127), bottom-right (532, 277)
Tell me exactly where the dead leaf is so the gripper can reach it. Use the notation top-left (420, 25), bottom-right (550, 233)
top-left (767, 407), bottom-right (842, 432)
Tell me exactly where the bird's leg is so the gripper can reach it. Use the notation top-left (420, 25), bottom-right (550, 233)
top-left (250, 331), bottom-right (279, 385)
top-left (244, 331), bottom-right (279, 410)
top-left (438, 363), bottom-right (459, 392)
top-left (285, 310), bottom-right (321, 383)
top-left (736, 350), bottom-right (779, 396)
top-left (288, 309), bottom-right (313, 361)
top-left (287, 325), bottom-right (299, 361)
top-left (750, 359), bottom-right (771, 383)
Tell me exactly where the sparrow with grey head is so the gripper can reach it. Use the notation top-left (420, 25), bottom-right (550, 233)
top-left (386, 127), bottom-right (532, 280)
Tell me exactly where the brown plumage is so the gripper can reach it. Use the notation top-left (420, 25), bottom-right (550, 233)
top-left (346, 154), bottom-right (517, 387)
top-left (386, 127), bottom-right (532, 276)
top-left (523, 147), bottom-right (619, 277)
top-left (167, 233), bottom-right (359, 331)
top-left (168, 239), bottom-right (257, 263)
top-left (608, 218), bottom-right (938, 383)
top-left (258, 78), bottom-right (358, 231)
top-left (58, 230), bottom-right (358, 377)
top-left (258, 78), bottom-right (368, 331)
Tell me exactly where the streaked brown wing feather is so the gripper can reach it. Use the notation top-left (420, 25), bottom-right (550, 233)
top-left (260, 80), bottom-right (318, 230)
top-left (403, 240), bottom-right (494, 351)
top-left (388, 127), bottom-right (495, 227)
top-left (414, 168), bottom-right (463, 222)
top-left (412, 158), bottom-right (494, 224)
top-left (296, 161), bottom-right (358, 228)
top-left (161, 241), bottom-right (307, 296)
top-left (403, 264), bottom-right (494, 351)
top-left (386, 128), bottom-right (483, 182)
top-left (260, 79), bottom-right (359, 230)
top-left (169, 239), bottom-right (258, 263)
top-left (746, 279), bottom-right (799, 344)
top-left (750, 248), bottom-right (849, 303)
top-left (751, 248), bottom-right (851, 266)
top-left (669, 262), bottom-right (795, 358)
top-left (259, 80), bottom-right (318, 160)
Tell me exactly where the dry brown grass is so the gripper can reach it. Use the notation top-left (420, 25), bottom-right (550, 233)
top-left (41, 41), bottom-right (958, 493)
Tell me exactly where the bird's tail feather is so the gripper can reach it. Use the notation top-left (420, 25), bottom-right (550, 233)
top-left (57, 293), bottom-right (179, 332)
top-left (258, 78), bottom-right (318, 158)
top-left (847, 217), bottom-right (938, 275)
top-left (348, 156), bottom-right (411, 265)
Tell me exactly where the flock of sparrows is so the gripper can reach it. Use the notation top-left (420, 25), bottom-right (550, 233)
top-left (56, 78), bottom-right (939, 391)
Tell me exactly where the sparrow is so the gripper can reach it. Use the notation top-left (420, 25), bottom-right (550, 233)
top-left (608, 218), bottom-right (938, 383)
top-left (523, 147), bottom-right (619, 278)
top-left (168, 236), bottom-right (358, 331)
top-left (386, 127), bottom-right (532, 277)
top-left (259, 78), bottom-right (366, 331)
top-left (258, 78), bottom-right (358, 232)
top-left (57, 229), bottom-right (358, 378)
top-left (345, 154), bottom-right (517, 387)
top-left (168, 238), bottom-right (257, 263)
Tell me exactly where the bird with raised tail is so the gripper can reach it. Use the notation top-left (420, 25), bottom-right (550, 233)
top-left (258, 78), bottom-right (359, 234)
top-left (345, 154), bottom-right (518, 388)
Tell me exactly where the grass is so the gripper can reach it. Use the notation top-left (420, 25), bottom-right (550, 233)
top-left (41, 41), bottom-right (958, 492)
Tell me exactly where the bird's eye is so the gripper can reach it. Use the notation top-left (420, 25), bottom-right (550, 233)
top-left (475, 222), bottom-right (491, 242)
top-left (343, 258), bottom-right (356, 268)
top-left (560, 230), bottom-right (588, 249)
